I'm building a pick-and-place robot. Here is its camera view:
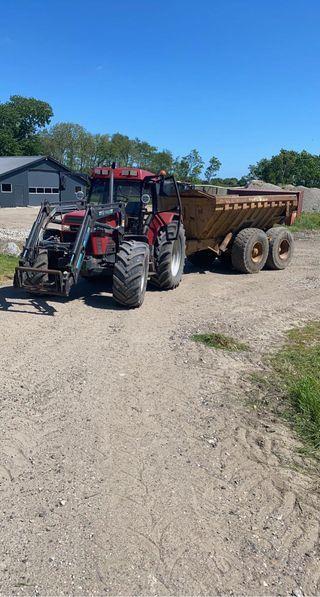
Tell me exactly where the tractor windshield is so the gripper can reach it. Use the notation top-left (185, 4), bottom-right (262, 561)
top-left (88, 179), bottom-right (142, 204)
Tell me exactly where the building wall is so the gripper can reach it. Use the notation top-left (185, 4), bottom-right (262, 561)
top-left (0, 170), bottom-right (28, 207)
top-left (0, 158), bottom-right (86, 207)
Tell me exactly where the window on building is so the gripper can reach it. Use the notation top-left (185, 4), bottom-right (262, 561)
top-left (45, 188), bottom-right (52, 194)
top-left (36, 187), bottom-right (44, 194)
top-left (52, 188), bottom-right (59, 194)
top-left (75, 186), bottom-right (82, 192)
top-left (1, 183), bottom-right (12, 193)
top-left (29, 187), bottom-right (36, 194)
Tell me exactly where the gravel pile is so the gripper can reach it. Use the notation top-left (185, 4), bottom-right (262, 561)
top-left (247, 180), bottom-right (320, 212)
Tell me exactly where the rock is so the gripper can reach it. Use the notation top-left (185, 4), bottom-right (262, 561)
top-left (292, 589), bottom-right (304, 597)
top-left (2, 241), bottom-right (20, 256)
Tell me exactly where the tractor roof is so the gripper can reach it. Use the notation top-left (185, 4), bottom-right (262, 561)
top-left (92, 167), bottom-right (154, 180)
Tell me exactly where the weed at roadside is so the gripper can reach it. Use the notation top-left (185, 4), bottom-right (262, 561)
top-left (192, 331), bottom-right (249, 352)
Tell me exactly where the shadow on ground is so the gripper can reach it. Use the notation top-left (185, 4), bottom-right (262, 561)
top-left (0, 278), bottom-right (125, 316)
top-left (184, 257), bottom-right (238, 276)
top-left (0, 260), bottom-right (236, 316)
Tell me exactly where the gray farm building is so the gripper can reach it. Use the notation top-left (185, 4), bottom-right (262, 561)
top-left (0, 156), bottom-right (87, 207)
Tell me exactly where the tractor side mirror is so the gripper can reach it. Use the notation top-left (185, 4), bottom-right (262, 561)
top-left (76, 190), bottom-right (85, 201)
top-left (141, 193), bottom-right (151, 205)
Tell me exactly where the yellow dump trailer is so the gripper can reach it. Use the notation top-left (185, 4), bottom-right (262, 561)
top-left (180, 186), bottom-right (302, 273)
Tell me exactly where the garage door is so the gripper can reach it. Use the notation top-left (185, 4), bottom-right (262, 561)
top-left (28, 171), bottom-right (60, 205)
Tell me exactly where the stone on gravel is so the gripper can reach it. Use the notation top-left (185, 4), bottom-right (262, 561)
top-left (2, 241), bottom-right (20, 256)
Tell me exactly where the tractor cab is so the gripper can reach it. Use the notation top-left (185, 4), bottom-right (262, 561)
top-left (87, 166), bottom-right (155, 235)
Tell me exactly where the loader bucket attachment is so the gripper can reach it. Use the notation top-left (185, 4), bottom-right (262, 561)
top-left (14, 266), bottom-right (71, 296)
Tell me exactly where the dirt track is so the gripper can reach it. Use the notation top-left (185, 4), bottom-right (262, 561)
top-left (0, 237), bottom-right (320, 596)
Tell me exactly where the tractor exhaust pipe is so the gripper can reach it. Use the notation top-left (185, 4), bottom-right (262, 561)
top-left (109, 162), bottom-right (116, 203)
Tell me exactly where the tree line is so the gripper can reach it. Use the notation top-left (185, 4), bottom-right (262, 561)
top-left (249, 149), bottom-right (320, 187)
top-left (1, 95), bottom-right (320, 188)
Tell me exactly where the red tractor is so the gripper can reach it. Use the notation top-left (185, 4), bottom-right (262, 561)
top-left (14, 166), bottom-right (186, 308)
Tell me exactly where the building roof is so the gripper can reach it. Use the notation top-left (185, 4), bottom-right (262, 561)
top-left (0, 155), bottom-right (87, 182)
top-left (0, 156), bottom-right (44, 176)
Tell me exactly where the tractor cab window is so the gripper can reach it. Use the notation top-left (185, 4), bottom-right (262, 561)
top-left (89, 179), bottom-right (109, 204)
top-left (114, 181), bottom-right (141, 203)
top-left (88, 178), bottom-right (142, 205)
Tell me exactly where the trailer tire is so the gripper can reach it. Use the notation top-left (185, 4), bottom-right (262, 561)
top-left (231, 228), bottom-right (268, 274)
top-left (151, 223), bottom-right (186, 289)
top-left (113, 240), bottom-right (149, 308)
top-left (188, 249), bottom-right (214, 269)
top-left (265, 227), bottom-right (294, 270)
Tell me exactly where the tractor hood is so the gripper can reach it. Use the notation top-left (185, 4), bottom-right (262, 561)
top-left (62, 210), bottom-right (85, 226)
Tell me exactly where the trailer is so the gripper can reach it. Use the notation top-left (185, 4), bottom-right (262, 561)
top-left (179, 185), bottom-right (302, 272)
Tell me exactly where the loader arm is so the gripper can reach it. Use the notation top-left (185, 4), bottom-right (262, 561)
top-left (14, 201), bottom-right (125, 296)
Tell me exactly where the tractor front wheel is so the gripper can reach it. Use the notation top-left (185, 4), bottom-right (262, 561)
top-left (113, 240), bottom-right (149, 308)
top-left (152, 223), bottom-right (186, 289)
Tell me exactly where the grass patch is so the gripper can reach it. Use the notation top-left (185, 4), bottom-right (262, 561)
top-left (290, 212), bottom-right (320, 232)
top-left (192, 332), bottom-right (249, 352)
top-left (270, 322), bottom-right (320, 454)
top-left (0, 254), bottom-right (18, 283)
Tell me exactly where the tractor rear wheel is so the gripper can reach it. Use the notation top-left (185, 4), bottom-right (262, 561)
top-left (112, 240), bottom-right (149, 308)
top-left (231, 228), bottom-right (268, 274)
top-left (265, 227), bottom-right (294, 270)
top-left (152, 223), bottom-right (186, 289)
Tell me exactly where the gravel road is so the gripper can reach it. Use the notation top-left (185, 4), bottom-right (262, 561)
top-left (0, 237), bottom-right (320, 596)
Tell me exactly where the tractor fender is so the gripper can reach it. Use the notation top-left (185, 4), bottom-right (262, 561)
top-left (146, 212), bottom-right (178, 246)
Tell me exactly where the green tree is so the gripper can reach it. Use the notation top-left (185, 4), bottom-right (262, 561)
top-left (131, 138), bottom-right (157, 168)
top-left (248, 149), bottom-right (320, 187)
top-left (0, 95), bottom-right (53, 156)
top-left (40, 122), bottom-right (94, 170)
top-left (174, 149), bottom-right (204, 182)
top-left (149, 150), bottom-right (174, 174)
top-left (204, 155), bottom-right (221, 182)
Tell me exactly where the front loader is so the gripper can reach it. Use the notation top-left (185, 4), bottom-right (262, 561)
top-left (14, 167), bottom-right (186, 308)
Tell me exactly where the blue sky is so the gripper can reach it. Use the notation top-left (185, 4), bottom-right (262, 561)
top-left (1, 0), bottom-right (319, 177)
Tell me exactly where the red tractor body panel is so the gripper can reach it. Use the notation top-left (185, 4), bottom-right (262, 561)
top-left (62, 210), bottom-right (120, 256)
top-left (92, 166), bottom-right (154, 180)
top-left (146, 212), bottom-right (177, 245)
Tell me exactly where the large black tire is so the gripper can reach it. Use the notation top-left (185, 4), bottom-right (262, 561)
top-left (25, 250), bottom-right (49, 286)
top-left (188, 249), bottom-right (215, 269)
top-left (265, 227), bottom-right (294, 270)
top-left (231, 228), bottom-right (268, 274)
top-left (113, 240), bottom-right (149, 308)
top-left (151, 223), bottom-right (186, 289)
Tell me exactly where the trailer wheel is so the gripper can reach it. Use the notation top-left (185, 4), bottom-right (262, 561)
top-left (113, 240), bottom-right (149, 308)
top-left (152, 223), bottom-right (186, 289)
top-left (188, 249), bottom-right (214, 269)
top-left (231, 228), bottom-right (268, 274)
top-left (265, 227), bottom-right (294, 270)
